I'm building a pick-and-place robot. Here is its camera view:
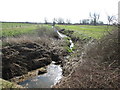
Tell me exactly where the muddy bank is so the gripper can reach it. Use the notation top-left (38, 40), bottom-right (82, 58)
top-left (2, 42), bottom-right (65, 80)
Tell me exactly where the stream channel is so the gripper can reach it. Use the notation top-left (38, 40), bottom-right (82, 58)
top-left (19, 27), bottom-right (74, 88)
top-left (19, 61), bottom-right (62, 88)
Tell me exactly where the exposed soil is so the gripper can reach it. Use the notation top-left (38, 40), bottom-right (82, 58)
top-left (2, 42), bottom-right (65, 80)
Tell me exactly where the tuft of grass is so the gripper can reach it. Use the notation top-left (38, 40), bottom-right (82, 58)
top-left (66, 47), bottom-right (73, 53)
top-left (63, 37), bottom-right (74, 53)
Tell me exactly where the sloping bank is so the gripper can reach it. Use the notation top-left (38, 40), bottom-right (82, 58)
top-left (2, 41), bottom-right (66, 80)
top-left (53, 28), bottom-right (119, 88)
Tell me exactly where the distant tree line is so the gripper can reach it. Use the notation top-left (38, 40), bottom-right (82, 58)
top-left (1, 12), bottom-right (117, 26)
top-left (1, 21), bottom-right (39, 24)
top-left (44, 12), bottom-right (117, 26)
top-left (44, 17), bottom-right (72, 25)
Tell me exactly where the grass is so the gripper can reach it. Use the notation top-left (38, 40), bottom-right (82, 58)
top-left (1, 22), bottom-right (55, 37)
top-left (1, 22), bottom-right (40, 37)
top-left (56, 25), bottom-right (114, 39)
top-left (2, 22), bottom-right (114, 39)
top-left (63, 37), bottom-right (74, 52)
top-left (2, 22), bottom-right (32, 29)
top-left (0, 78), bottom-right (23, 88)
top-left (2, 26), bottom-right (37, 37)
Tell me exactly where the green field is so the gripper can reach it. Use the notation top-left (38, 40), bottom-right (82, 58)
top-left (56, 25), bottom-right (113, 39)
top-left (1, 22), bottom-right (114, 39)
top-left (1, 22), bottom-right (40, 37)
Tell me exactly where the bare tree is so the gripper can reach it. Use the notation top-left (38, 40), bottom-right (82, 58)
top-left (80, 20), bottom-right (82, 24)
top-left (57, 18), bottom-right (65, 24)
top-left (82, 19), bottom-right (90, 25)
top-left (66, 19), bottom-right (71, 24)
top-left (52, 18), bottom-right (57, 26)
top-left (106, 15), bottom-right (116, 35)
top-left (44, 17), bottom-right (48, 24)
top-left (107, 15), bottom-right (115, 25)
top-left (53, 18), bottom-right (57, 22)
top-left (89, 12), bottom-right (100, 25)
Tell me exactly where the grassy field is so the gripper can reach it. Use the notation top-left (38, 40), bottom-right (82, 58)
top-left (1, 22), bottom-right (114, 39)
top-left (1, 22), bottom-right (40, 37)
top-left (56, 25), bottom-right (114, 39)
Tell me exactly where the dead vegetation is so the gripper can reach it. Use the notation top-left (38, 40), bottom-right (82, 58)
top-left (54, 26), bottom-right (120, 88)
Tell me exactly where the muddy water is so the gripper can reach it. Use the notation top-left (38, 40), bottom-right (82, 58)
top-left (19, 61), bottom-right (62, 88)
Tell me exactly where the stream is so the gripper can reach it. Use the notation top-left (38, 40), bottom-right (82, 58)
top-left (53, 26), bottom-right (74, 50)
top-left (19, 26), bottom-right (74, 88)
top-left (19, 61), bottom-right (62, 88)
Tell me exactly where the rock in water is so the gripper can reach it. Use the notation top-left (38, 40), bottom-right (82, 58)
top-left (38, 68), bottom-right (47, 75)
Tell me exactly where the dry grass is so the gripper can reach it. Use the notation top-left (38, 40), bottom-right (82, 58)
top-left (54, 26), bottom-right (120, 88)
top-left (3, 35), bottom-right (51, 45)
top-left (85, 29), bottom-right (119, 67)
top-left (2, 26), bottom-right (60, 46)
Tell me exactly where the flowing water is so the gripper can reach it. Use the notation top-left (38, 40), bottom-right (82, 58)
top-left (19, 61), bottom-right (62, 88)
top-left (19, 26), bottom-right (74, 88)
top-left (53, 27), bottom-right (74, 50)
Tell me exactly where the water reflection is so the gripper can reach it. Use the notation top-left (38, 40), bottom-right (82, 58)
top-left (19, 61), bottom-right (62, 88)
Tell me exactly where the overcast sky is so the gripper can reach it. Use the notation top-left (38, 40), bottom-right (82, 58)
top-left (0, 0), bottom-right (119, 23)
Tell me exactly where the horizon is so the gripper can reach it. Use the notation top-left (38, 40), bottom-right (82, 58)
top-left (0, 0), bottom-right (119, 24)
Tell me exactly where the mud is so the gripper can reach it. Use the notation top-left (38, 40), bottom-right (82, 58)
top-left (2, 42), bottom-right (64, 80)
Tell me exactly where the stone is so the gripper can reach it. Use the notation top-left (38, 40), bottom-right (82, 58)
top-left (38, 68), bottom-right (47, 75)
